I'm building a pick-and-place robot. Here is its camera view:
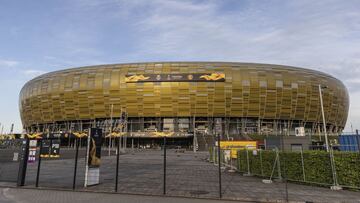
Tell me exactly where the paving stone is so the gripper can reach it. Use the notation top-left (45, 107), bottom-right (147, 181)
top-left (1, 149), bottom-right (360, 202)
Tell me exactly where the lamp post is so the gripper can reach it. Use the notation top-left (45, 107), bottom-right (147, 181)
top-left (318, 84), bottom-right (329, 152)
top-left (319, 85), bottom-right (342, 190)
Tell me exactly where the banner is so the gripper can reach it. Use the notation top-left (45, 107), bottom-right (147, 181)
top-left (125, 73), bottom-right (225, 83)
top-left (85, 128), bottom-right (102, 187)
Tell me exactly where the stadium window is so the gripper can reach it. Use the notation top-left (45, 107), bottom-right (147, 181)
top-left (259, 80), bottom-right (267, 88)
top-left (276, 80), bottom-right (283, 88)
top-left (242, 80), bottom-right (250, 86)
top-left (291, 82), bottom-right (298, 89)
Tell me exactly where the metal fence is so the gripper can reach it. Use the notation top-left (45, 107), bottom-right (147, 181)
top-left (226, 145), bottom-right (360, 190)
top-left (0, 139), bottom-right (22, 183)
top-left (1, 137), bottom-right (360, 203)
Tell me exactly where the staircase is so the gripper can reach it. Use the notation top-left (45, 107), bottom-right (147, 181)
top-left (196, 133), bottom-right (216, 151)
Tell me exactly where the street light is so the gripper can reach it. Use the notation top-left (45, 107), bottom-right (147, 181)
top-left (318, 84), bottom-right (329, 152)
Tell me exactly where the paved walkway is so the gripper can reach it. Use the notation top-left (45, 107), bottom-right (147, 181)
top-left (1, 150), bottom-right (360, 203)
top-left (0, 187), bottom-right (248, 203)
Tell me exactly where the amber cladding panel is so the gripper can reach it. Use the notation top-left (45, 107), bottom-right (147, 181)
top-left (19, 62), bottom-right (349, 129)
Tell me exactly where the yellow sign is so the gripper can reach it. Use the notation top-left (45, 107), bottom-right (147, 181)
top-left (105, 132), bottom-right (127, 138)
top-left (73, 132), bottom-right (88, 138)
top-left (40, 154), bottom-right (60, 158)
top-left (125, 73), bottom-right (225, 83)
top-left (0, 134), bottom-right (16, 140)
top-left (150, 131), bottom-right (174, 137)
top-left (220, 141), bottom-right (257, 158)
top-left (125, 75), bottom-right (150, 82)
top-left (26, 133), bottom-right (43, 139)
top-left (220, 141), bottom-right (257, 148)
top-left (200, 73), bottom-right (225, 81)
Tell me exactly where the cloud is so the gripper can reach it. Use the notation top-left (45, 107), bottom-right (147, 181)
top-left (113, 1), bottom-right (360, 91)
top-left (0, 59), bottom-right (19, 68)
top-left (1, 0), bottom-right (360, 131)
top-left (113, 1), bottom-right (359, 64)
top-left (108, 0), bottom-right (360, 130)
top-left (23, 69), bottom-right (47, 78)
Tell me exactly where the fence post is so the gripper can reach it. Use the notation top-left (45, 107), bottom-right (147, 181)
top-left (357, 133), bottom-right (360, 189)
top-left (236, 149), bottom-right (239, 171)
top-left (115, 137), bottom-right (120, 192)
top-left (72, 138), bottom-right (80, 190)
top-left (260, 149), bottom-right (264, 176)
top-left (214, 146), bottom-right (216, 164)
top-left (329, 145), bottom-right (342, 190)
top-left (300, 148), bottom-right (306, 182)
top-left (217, 134), bottom-right (222, 198)
top-left (229, 150), bottom-right (234, 171)
top-left (35, 139), bottom-right (43, 187)
top-left (163, 136), bottom-right (166, 195)
top-left (279, 133), bottom-right (289, 202)
top-left (237, 149), bottom-right (241, 171)
top-left (357, 131), bottom-right (360, 152)
top-left (245, 147), bottom-right (251, 176)
top-left (283, 152), bottom-right (289, 202)
top-left (17, 138), bottom-right (29, 186)
top-left (276, 148), bottom-right (282, 181)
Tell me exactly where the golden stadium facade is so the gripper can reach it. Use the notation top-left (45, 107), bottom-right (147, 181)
top-left (19, 62), bottom-right (349, 140)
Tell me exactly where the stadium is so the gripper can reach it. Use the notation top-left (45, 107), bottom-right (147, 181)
top-left (19, 62), bottom-right (349, 149)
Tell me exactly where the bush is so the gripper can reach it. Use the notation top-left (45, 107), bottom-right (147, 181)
top-left (301, 151), bottom-right (333, 184)
top-left (333, 152), bottom-right (360, 187)
top-left (237, 149), bottom-right (360, 188)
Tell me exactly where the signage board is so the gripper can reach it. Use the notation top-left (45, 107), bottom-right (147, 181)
top-left (17, 139), bottom-right (29, 186)
top-left (295, 127), bottom-right (305, 136)
top-left (40, 140), bottom-right (51, 158)
top-left (220, 141), bottom-right (258, 158)
top-left (28, 140), bottom-right (37, 163)
top-left (215, 118), bottom-right (222, 134)
top-left (125, 73), bottom-right (225, 83)
top-left (85, 128), bottom-right (102, 187)
top-left (13, 152), bottom-right (19, 161)
top-left (40, 139), bottom-right (61, 158)
top-left (50, 139), bottom-right (60, 158)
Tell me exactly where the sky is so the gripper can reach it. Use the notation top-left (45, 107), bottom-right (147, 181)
top-left (0, 0), bottom-right (360, 133)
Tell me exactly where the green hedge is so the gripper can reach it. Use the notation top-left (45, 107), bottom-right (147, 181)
top-left (236, 149), bottom-right (360, 188)
top-left (333, 152), bottom-right (360, 187)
